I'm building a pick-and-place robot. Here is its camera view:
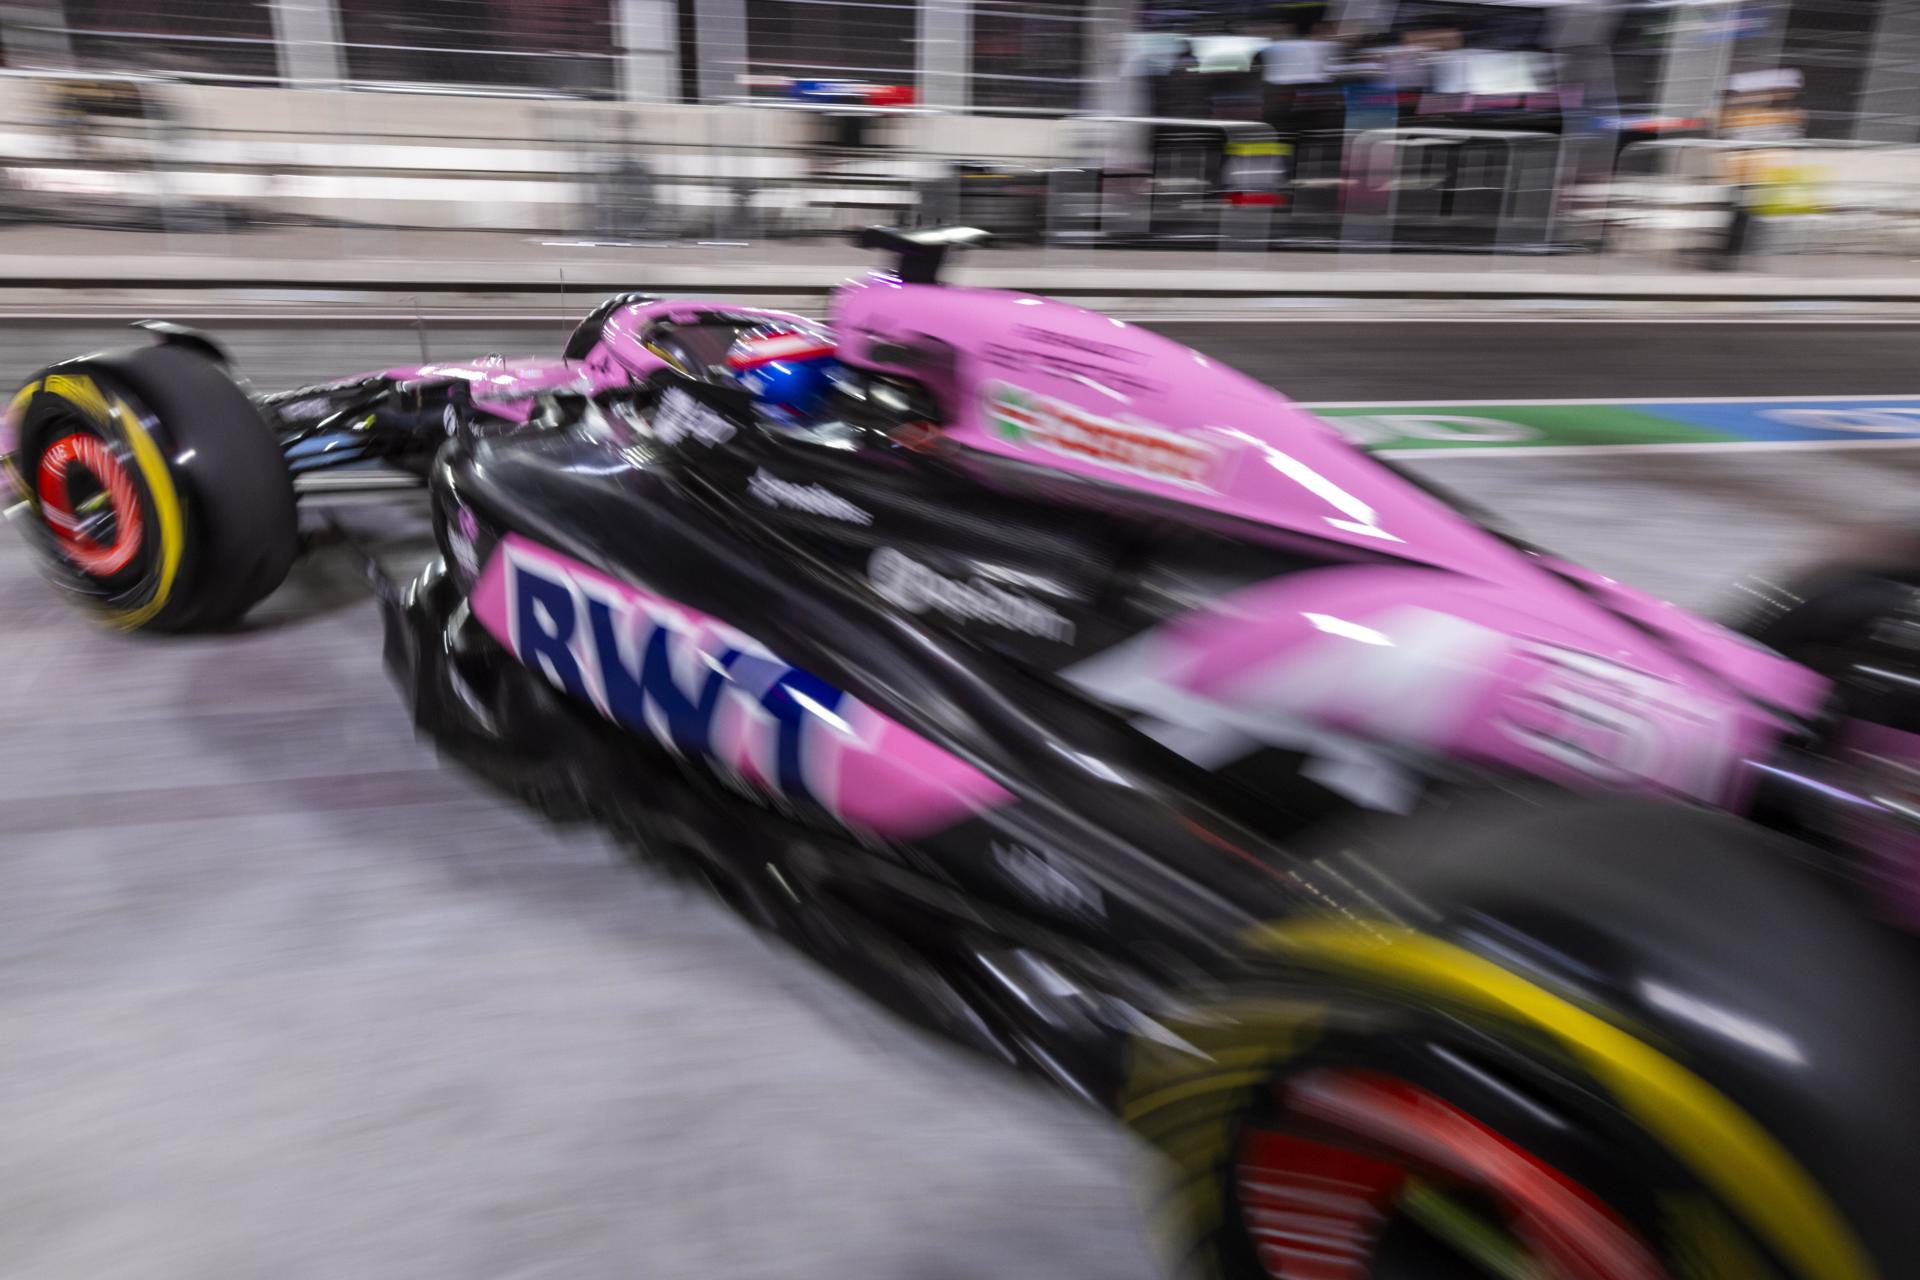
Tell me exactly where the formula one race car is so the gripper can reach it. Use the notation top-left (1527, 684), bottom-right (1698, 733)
top-left (9, 228), bottom-right (1920, 1280)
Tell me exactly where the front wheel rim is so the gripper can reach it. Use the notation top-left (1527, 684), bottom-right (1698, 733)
top-left (1234, 1068), bottom-right (1668, 1280)
top-left (35, 429), bottom-right (145, 577)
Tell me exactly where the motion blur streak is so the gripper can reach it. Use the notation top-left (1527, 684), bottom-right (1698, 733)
top-left (7, 2), bottom-right (1920, 1279)
top-left (1257, 919), bottom-right (1874, 1280)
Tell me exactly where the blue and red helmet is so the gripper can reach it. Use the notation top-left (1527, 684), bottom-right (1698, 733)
top-left (725, 327), bottom-right (841, 427)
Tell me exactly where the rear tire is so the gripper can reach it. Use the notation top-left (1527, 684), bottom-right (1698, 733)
top-left (1127, 794), bottom-right (1920, 1280)
top-left (7, 344), bottom-right (297, 632)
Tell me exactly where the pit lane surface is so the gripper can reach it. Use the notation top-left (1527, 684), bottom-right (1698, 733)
top-left (1, 314), bottom-right (1919, 400)
top-left (6, 317), bottom-right (1920, 1279)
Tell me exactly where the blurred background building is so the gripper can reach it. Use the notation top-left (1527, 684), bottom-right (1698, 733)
top-left (0, 0), bottom-right (1903, 131)
top-left (0, 0), bottom-right (1915, 259)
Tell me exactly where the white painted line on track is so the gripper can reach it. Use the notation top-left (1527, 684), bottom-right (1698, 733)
top-left (1143, 316), bottom-right (1920, 325)
top-left (1373, 437), bottom-right (1920, 460)
top-left (6, 311), bottom-right (1920, 326)
top-left (0, 313), bottom-right (585, 323)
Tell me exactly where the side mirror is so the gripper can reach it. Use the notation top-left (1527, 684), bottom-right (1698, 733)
top-left (851, 225), bottom-right (990, 284)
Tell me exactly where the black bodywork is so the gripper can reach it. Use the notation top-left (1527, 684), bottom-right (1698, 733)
top-left (11, 266), bottom-right (1913, 1274)
top-left (379, 369), bottom-right (1359, 1106)
top-left (366, 335), bottom-right (1917, 1140)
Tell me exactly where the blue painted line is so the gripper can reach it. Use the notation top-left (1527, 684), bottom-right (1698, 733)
top-left (1621, 398), bottom-right (1920, 443)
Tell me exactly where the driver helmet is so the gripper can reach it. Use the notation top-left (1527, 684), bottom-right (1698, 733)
top-left (725, 326), bottom-right (841, 428)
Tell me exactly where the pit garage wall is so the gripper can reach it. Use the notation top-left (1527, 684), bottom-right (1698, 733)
top-left (0, 78), bottom-right (1071, 231)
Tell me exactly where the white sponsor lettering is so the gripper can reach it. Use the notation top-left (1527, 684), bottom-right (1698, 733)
top-left (869, 547), bottom-right (1075, 642)
top-left (652, 387), bottom-right (736, 447)
top-left (278, 397), bottom-right (336, 423)
top-left (748, 469), bottom-right (872, 524)
top-left (1498, 641), bottom-right (1734, 797)
top-left (993, 841), bottom-right (1102, 917)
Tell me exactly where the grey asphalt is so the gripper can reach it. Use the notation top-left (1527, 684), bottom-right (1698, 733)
top-left (0, 512), bottom-right (1155, 1280)
top-left (6, 318), bottom-right (1920, 1279)
top-left (1, 316), bottom-right (1918, 401)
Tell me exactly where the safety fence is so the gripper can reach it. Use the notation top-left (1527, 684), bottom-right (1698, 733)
top-left (918, 119), bottom-right (1573, 255)
top-left (1580, 137), bottom-right (1920, 263)
top-left (1040, 117), bottom-right (1284, 252)
top-left (6, 68), bottom-right (1920, 270)
top-left (0, 0), bottom-right (1110, 112)
top-left (17, 0), bottom-right (622, 94)
top-left (0, 72), bottom-right (1054, 240)
top-left (547, 98), bottom-right (956, 240)
top-left (1331, 127), bottom-right (1568, 254)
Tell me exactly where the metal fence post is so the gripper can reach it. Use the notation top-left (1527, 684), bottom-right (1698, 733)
top-left (1855, 0), bottom-right (1920, 144)
top-left (918, 0), bottom-right (970, 112)
top-left (696, 0), bottom-right (747, 104)
top-left (1655, 1), bottom-right (1734, 130)
top-left (617, 0), bottom-right (681, 103)
top-left (269, 0), bottom-right (345, 88)
top-left (1341, 128), bottom-right (1396, 252)
top-left (1491, 136), bottom-right (1528, 255)
top-left (1083, 0), bottom-right (1137, 116)
top-left (0, 0), bottom-right (69, 68)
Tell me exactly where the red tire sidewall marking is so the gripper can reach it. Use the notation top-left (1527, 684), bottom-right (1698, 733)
top-left (1237, 1069), bottom-right (1669, 1280)
top-left (36, 432), bottom-right (143, 576)
top-left (1236, 1126), bottom-right (1405, 1280)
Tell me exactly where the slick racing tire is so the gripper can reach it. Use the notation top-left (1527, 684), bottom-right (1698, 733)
top-left (1125, 794), bottom-right (1920, 1280)
top-left (1731, 558), bottom-right (1920, 744)
top-left (1727, 523), bottom-right (1920, 677)
top-left (6, 345), bottom-right (297, 632)
top-left (1733, 563), bottom-right (1920, 677)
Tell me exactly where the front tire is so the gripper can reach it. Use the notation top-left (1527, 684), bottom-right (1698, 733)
top-left (6, 344), bottom-right (297, 631)
top-left (1127, 795), bottom-right (1920, 1280)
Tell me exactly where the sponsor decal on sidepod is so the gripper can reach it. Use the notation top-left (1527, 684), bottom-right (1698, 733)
top-left (748, 468), bottom-right (873, 524)
top-left (869, 547), bottom-right (1075, 642)
top-left (469, 535), bottom-right (1011, 838)
top-left (651, 387), bottom-right (736, 448)
top-left (984, 381), bottom-right (1217, 489)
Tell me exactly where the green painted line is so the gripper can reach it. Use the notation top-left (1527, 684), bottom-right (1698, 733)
top-left (1313, 404), bottom-right (1734, 452)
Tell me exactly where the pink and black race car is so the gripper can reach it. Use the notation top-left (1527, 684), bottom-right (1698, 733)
top-left (8, 227), bottom-right (1919, 1280)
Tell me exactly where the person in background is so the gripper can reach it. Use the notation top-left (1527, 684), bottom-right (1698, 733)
top-left (1151, 37), bottom-right (1208, 121)
top-left (1257, 19), bottom-right (1342, 142)
top-left (1721, 68), bottom-right (1806, 143)
top-left (1335, 32), bottom-right (1401, 137)
top-left (1715, 69), bottom-right (1809, 265)
top-left (1378, 25), bottom-right (1436, 104)
top-left (1413, 25), bottom-right (1469, 109)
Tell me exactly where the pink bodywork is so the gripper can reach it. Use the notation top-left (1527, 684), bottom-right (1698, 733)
top-left (1068, 564), bottom-right (1816, 810)
top-left (835, 277), bottom-right (1527, 583)
top-left (377, 301), bottom-right (818, 421)
top-left (833, 275), bottom-right (1827, 810)
top-left (447, 275), bottom-right (1833, 826)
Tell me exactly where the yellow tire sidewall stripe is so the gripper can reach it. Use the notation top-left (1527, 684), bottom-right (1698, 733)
top-left (1256, 919), bottom-right (1876, 1280)
top-left (5, 378), bottom-right (42, 499)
